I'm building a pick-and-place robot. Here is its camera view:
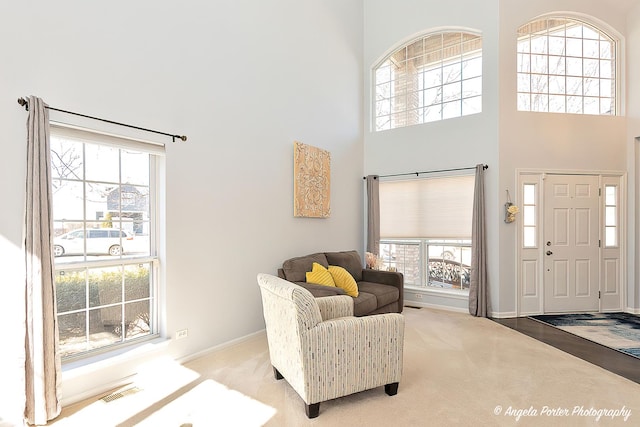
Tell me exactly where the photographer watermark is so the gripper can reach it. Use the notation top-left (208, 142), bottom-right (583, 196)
top-left (493, 405), bottom-right (632, 422)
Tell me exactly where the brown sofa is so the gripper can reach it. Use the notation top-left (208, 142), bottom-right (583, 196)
top-left (277, 250), bottom-right (403, 316)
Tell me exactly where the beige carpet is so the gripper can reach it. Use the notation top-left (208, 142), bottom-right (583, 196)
top-left (48, 307), bottom-right (640, 426)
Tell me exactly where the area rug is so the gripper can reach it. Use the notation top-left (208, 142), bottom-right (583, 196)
top-left (530, 312), bottom-right (640, 359)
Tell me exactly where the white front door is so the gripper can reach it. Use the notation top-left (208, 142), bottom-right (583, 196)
top-left (543, 174), bottom-right (600, 313)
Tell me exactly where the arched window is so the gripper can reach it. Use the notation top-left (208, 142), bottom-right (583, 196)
top-left (373, 31), bottom-right (482, 132)
top-left (517, 16), bottom-right (617, 115)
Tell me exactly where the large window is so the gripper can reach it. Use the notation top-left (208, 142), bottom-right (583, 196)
top-left (380, 239), bottom-right (471, 291)
top-left (378, 174), bottom-right (474, 292)
top-left (517, 17), bottom-right (616, 115)
top-left (374, 31), bottom-right (482, 131)
top-left (51, 124), bottom-right (162, 359)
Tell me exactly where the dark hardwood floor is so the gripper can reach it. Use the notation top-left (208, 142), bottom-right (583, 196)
top-left (492, 316), bottom-right (640, 385)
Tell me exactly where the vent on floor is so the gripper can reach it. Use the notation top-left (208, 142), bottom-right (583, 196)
top-left (101, 386), bottom-right (141, 403)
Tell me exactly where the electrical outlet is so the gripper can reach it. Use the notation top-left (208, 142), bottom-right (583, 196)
top-left (415, 293), bottom-right (423, 300)
top-left (175, 329), bottom-right (188, 340)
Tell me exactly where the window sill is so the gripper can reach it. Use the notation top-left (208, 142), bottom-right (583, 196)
top-left (62, 334), bottom-right (167, 376)
top-left (405, 285), bottom-right (469, 300)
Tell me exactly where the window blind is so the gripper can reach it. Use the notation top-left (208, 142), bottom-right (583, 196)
top-left (379, 174), bottom-right (474, 238)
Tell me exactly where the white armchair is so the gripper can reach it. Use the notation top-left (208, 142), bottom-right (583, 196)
top-left (257, 273), bottom-right (404, 418)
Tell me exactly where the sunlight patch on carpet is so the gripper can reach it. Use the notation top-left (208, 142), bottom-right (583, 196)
top-left (50, 357), bottom-right (201, 426)
top-left (134, 379), bottom-right (277, 426)
top-left (48, 356), bottom-right (276, 426)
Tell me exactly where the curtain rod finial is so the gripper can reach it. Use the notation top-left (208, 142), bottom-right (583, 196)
top-left (17, 97), bottom-right (28, 109)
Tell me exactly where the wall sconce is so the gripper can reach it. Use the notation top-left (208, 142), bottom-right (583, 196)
top-left (504, 190), bottom-right (519, 223)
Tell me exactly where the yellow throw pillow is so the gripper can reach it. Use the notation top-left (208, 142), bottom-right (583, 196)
top-left (306, 262), bottom-right (336, 287)
top-left (328, 265), bottom-right (359, 297)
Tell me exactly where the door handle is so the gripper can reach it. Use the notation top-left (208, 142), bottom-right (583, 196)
top-left (546, 250), bottom-right (553, 256)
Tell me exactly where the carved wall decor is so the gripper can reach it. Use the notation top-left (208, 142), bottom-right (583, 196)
top-left (293, 141), bottom-right (331, 218)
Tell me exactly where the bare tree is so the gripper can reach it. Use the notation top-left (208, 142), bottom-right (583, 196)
top-left (51, 142), bottom-right (82, 193)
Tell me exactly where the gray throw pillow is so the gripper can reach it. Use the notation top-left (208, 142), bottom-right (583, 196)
top-left (325, 250), bottom-right (363, 281)
top-left (282, 253), bottom-right (329, 282)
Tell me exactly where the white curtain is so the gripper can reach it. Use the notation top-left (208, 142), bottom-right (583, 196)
top-left (468, 164), bottom-right (488, 317)
top-left (24, 96), bottom-right (62, 425)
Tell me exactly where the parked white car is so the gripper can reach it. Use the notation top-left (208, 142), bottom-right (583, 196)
top-left (53, 228), bottom-right (133, 257)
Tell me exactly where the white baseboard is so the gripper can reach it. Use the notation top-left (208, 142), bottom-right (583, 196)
top-left (61, 374), bottom-right (137, 407)
top-left (176, 329), bottom-right (266, 365)
top-left (489, 311), bottom-right (518, 318)
top-left (625, 307), bottom-right (640, 315)
top-left (403, 302), bottom-right (519, 318)
top-left (404, 301), bottom-right (468, 313)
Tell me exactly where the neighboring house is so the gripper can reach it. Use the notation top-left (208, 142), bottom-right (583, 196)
top-left (106, 185), bottom-right (149, 235)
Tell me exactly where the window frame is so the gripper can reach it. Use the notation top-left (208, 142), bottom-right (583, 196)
top-left (377, 171), bottom-right (475, 295)
top-left (604, 184), bottom-right (619, 248)
top-left (380, 239), bottom-right (471, 294)
top-left (50, 123), bottom-right (163, 362)
top-left (372, 29), bottom-right (483, 132)
top-left (516, 15), bottom-right (619, 116)
top-left (522, 183), bottom-right (538, 248)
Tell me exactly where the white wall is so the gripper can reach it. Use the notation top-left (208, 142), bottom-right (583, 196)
top-left (0, 0), bottom-right (364, 415)
top-left (627, 2), bottom-right (640, 312)
top-left (499, 0), bottom-right (633, 315)
top-left (363, 0), bottom-right (501, 312)
top-left (363, 0), bottom-right (637, 317)
top-left (2, 0), bottom-right (639, 421)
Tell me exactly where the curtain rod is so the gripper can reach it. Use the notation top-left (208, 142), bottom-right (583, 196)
top-left (17, 97), bottom-right (187, 143)
top-left (363, 164), bottom-right (488, 180)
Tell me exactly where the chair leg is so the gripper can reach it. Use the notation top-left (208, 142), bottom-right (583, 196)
top-left (305, 403), bottom-right (320, 418)
top-left (273, 367), bottom-right (283, 380)
top-left (385, 382), bottom-right (399, 396)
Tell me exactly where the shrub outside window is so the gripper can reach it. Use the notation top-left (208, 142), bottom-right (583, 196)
top-left (517, 17), bottom-right (616, 115)
top-left (374, 31), bottom-right (482, 131)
